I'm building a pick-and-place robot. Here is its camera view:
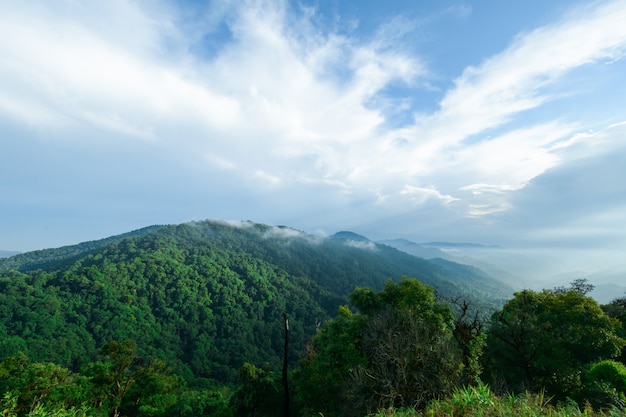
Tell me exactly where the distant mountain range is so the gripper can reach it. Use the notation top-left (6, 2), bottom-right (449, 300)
top-left (377, 239), bottom-right (453, 260)
top-left (379, 238), bottom-right (626, 304)
top-left (0, 219), bottom-right (514, 385)
top-left (0, 250), bottom-right (20, 258)
top-left (378, 238), bottom-right (525, 290)
top-left (422, 242), bottom-right (503, 249)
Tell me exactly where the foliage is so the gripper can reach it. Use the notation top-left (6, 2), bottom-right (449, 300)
top-left (584, 360), bottom-right (626, 409)
top-left (291, 305), bottom-right (366, 417)
top-left (229, 363), bottom-right (281, 417)
top-left (0, 352), bottom-right (90, 416)
top-left (1, 391), bottom-right (93, 417)
top-left (602, 296), bottom-right (626, 364)
top-left (0, 348), bottom-right (231, 417)
top-left (16, 220), bottom-right (626, 414)
top-left (484, 287), bottom-right (625, 402)
top-left (81, 340), bottom-right (186, 417)
top-left (0, 223), bottom-right (339, 384)
top-left (0, 226), bottom-right (166, 274)
top-left (1, 270), bottom-right (625, 415)
top-left (554, 278), bottom-right (596, 295)
top-left (0, 220), bottom-right (511, 387)
top-left (293, 278), bottom-right (465, 417)
top-left (375, 384), bottom-right (626, 417)
top-left (348, 306), bottom-right (461, 411)
top-left (450, 298), bottom-right (487, 386)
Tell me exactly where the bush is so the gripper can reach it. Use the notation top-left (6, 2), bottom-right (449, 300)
top-left (585, 360), bottom-right (626, 409)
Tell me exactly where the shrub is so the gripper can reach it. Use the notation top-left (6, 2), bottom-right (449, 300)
top-left (585, 360), bottom-right (626, 409)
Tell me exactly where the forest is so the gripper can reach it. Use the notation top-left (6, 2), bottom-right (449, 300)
top-left (0, 220), bottom-right (625, 416)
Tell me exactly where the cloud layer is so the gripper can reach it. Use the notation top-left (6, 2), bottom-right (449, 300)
top-left (1, 0), bottom-right (626, 261)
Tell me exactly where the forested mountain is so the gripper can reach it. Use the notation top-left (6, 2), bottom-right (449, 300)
top-left (381, 238), bottom-right (526, 291)
top-left (0, 220), bottom-right (513, 386)
top-left (0, 225), bottom-right (165, 272)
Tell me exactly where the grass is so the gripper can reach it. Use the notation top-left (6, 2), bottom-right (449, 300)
top-left (368, 385), bottom-right (626, 417)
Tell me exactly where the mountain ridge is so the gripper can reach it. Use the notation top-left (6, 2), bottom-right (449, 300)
top-left (0, 225), bottom-right (167, 273)
top-left (0, 219), bottom-right (514, 384)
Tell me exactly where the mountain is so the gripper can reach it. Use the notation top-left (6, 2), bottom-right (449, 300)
top-left (0, 250), bottom-right (20, 259)
top-left (330, 231), bottom-right (371, 242)
top-left (387, 240), bottom-right (625, 304)
top-left (421, 242), bottom-right (503, 249)
top-left (381, 238), bottom-right (527, 291)
top-left (0, 225), bottom-right (165, 273)
top-left (0, 219), bottom-right (514, 386)
top-left (377, 239), bottom-right (452, 260)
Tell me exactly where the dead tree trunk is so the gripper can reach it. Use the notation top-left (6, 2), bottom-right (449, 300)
top-left (283, 312), bottom-right (290, 417)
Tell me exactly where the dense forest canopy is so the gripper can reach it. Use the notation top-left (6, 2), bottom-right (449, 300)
top-left (1, 220), bottom-right (624, 416)
top-left (0, 220), bottom-right (512, 384)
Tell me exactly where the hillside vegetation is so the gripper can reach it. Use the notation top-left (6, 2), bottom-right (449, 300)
top-left (0, 220), bottom-right (512, 385)
top-left (5, 221), bottom-right (621, 416)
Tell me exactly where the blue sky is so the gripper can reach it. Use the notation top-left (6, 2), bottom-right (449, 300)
top-left (2, 0), bottom-right (626, 285)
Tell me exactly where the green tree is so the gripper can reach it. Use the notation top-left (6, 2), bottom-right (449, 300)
top-left (229, 363), bottom-right (281, 417)
top-left (92, 340), bottom-right (139, 417)
top-left (118, 359), bottom-right (182, 417)
top-left (484, 288), bottom-right (625, 401)
top-left (291, 305), bottom-right (366, 417)
top-left (0, 353), bottom-right (90, 416)
top-left (583, 360), bottom-right (626, 408)
top-left (82, 340), bottom-right (184, 417)
top-left (554, 278), bottom-right (595, 295)
top-left (602, 295), bottom-right (626, 365)
top-left (166, 389), bottom-right (232, 417)
top-left (450, 299), bottom-right (486, 387)
top-left (293, 278), bottom-right (463, 416)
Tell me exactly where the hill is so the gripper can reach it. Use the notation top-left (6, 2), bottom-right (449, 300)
top-left (0, 219), bottom-right (513, 386)
top-left (377, 238), bottom-right (452, 260)
top-left (381, 238), bottom-right (526, 290)
top-left (0, 225), bottom-right (165, 272)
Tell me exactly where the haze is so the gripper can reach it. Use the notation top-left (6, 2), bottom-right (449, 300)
top-left (1, 1), bottom-right (626, 298)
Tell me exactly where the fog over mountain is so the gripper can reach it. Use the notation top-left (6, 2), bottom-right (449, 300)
top-left (380, 239), bottom-right (626, 304)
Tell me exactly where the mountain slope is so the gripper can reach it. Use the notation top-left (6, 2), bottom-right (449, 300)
top-left (0, 220), bottom-right (513, 385)
top-left (381, 238), bottom-right (526, 291)
top-left (377, 238), bottom-right (452, 260)
top-left (0, 225), bottom-right (166, 273)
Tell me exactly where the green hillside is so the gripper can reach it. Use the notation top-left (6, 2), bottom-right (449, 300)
top-left (0, 225), bottom-right (166, 273)
top-left (0, 220), bottom-right (513, 385)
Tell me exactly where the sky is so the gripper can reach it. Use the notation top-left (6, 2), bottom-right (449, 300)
top-left (2, 0), bottom-right (626, 288)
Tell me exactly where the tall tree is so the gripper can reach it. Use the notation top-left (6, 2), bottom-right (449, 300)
top-left (282, 312), bottom-right (290, 417)
top-left (484, 288), bottom-right (625, 400)
top-left (602, 294), bottom-right (626, 365)
top-left (293, 278), bottom-right (463, 416)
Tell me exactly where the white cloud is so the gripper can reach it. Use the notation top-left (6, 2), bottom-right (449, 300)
top-left (460, 183), bottom-right (521, 217)
top-left (2, 0), bottom-right (626, 254)
top-left (202, 2), bottom-right (423, 151)
top-left (0, 1), bottom-right (240, 139)
top-left (435, 0), bottom-right (626, 136)
top-left (252, 170), bottom-right (283, 189)
top-left (400, 185), bottom-right (458, 205)
top-left (262, 225), bottom-right (324, 244)
top-left (373, 0), bottom-right (626, 219)
top-left (343, 239), bottom-right (378, 251)
top-left (474, 123), bottom-right (571, 176)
